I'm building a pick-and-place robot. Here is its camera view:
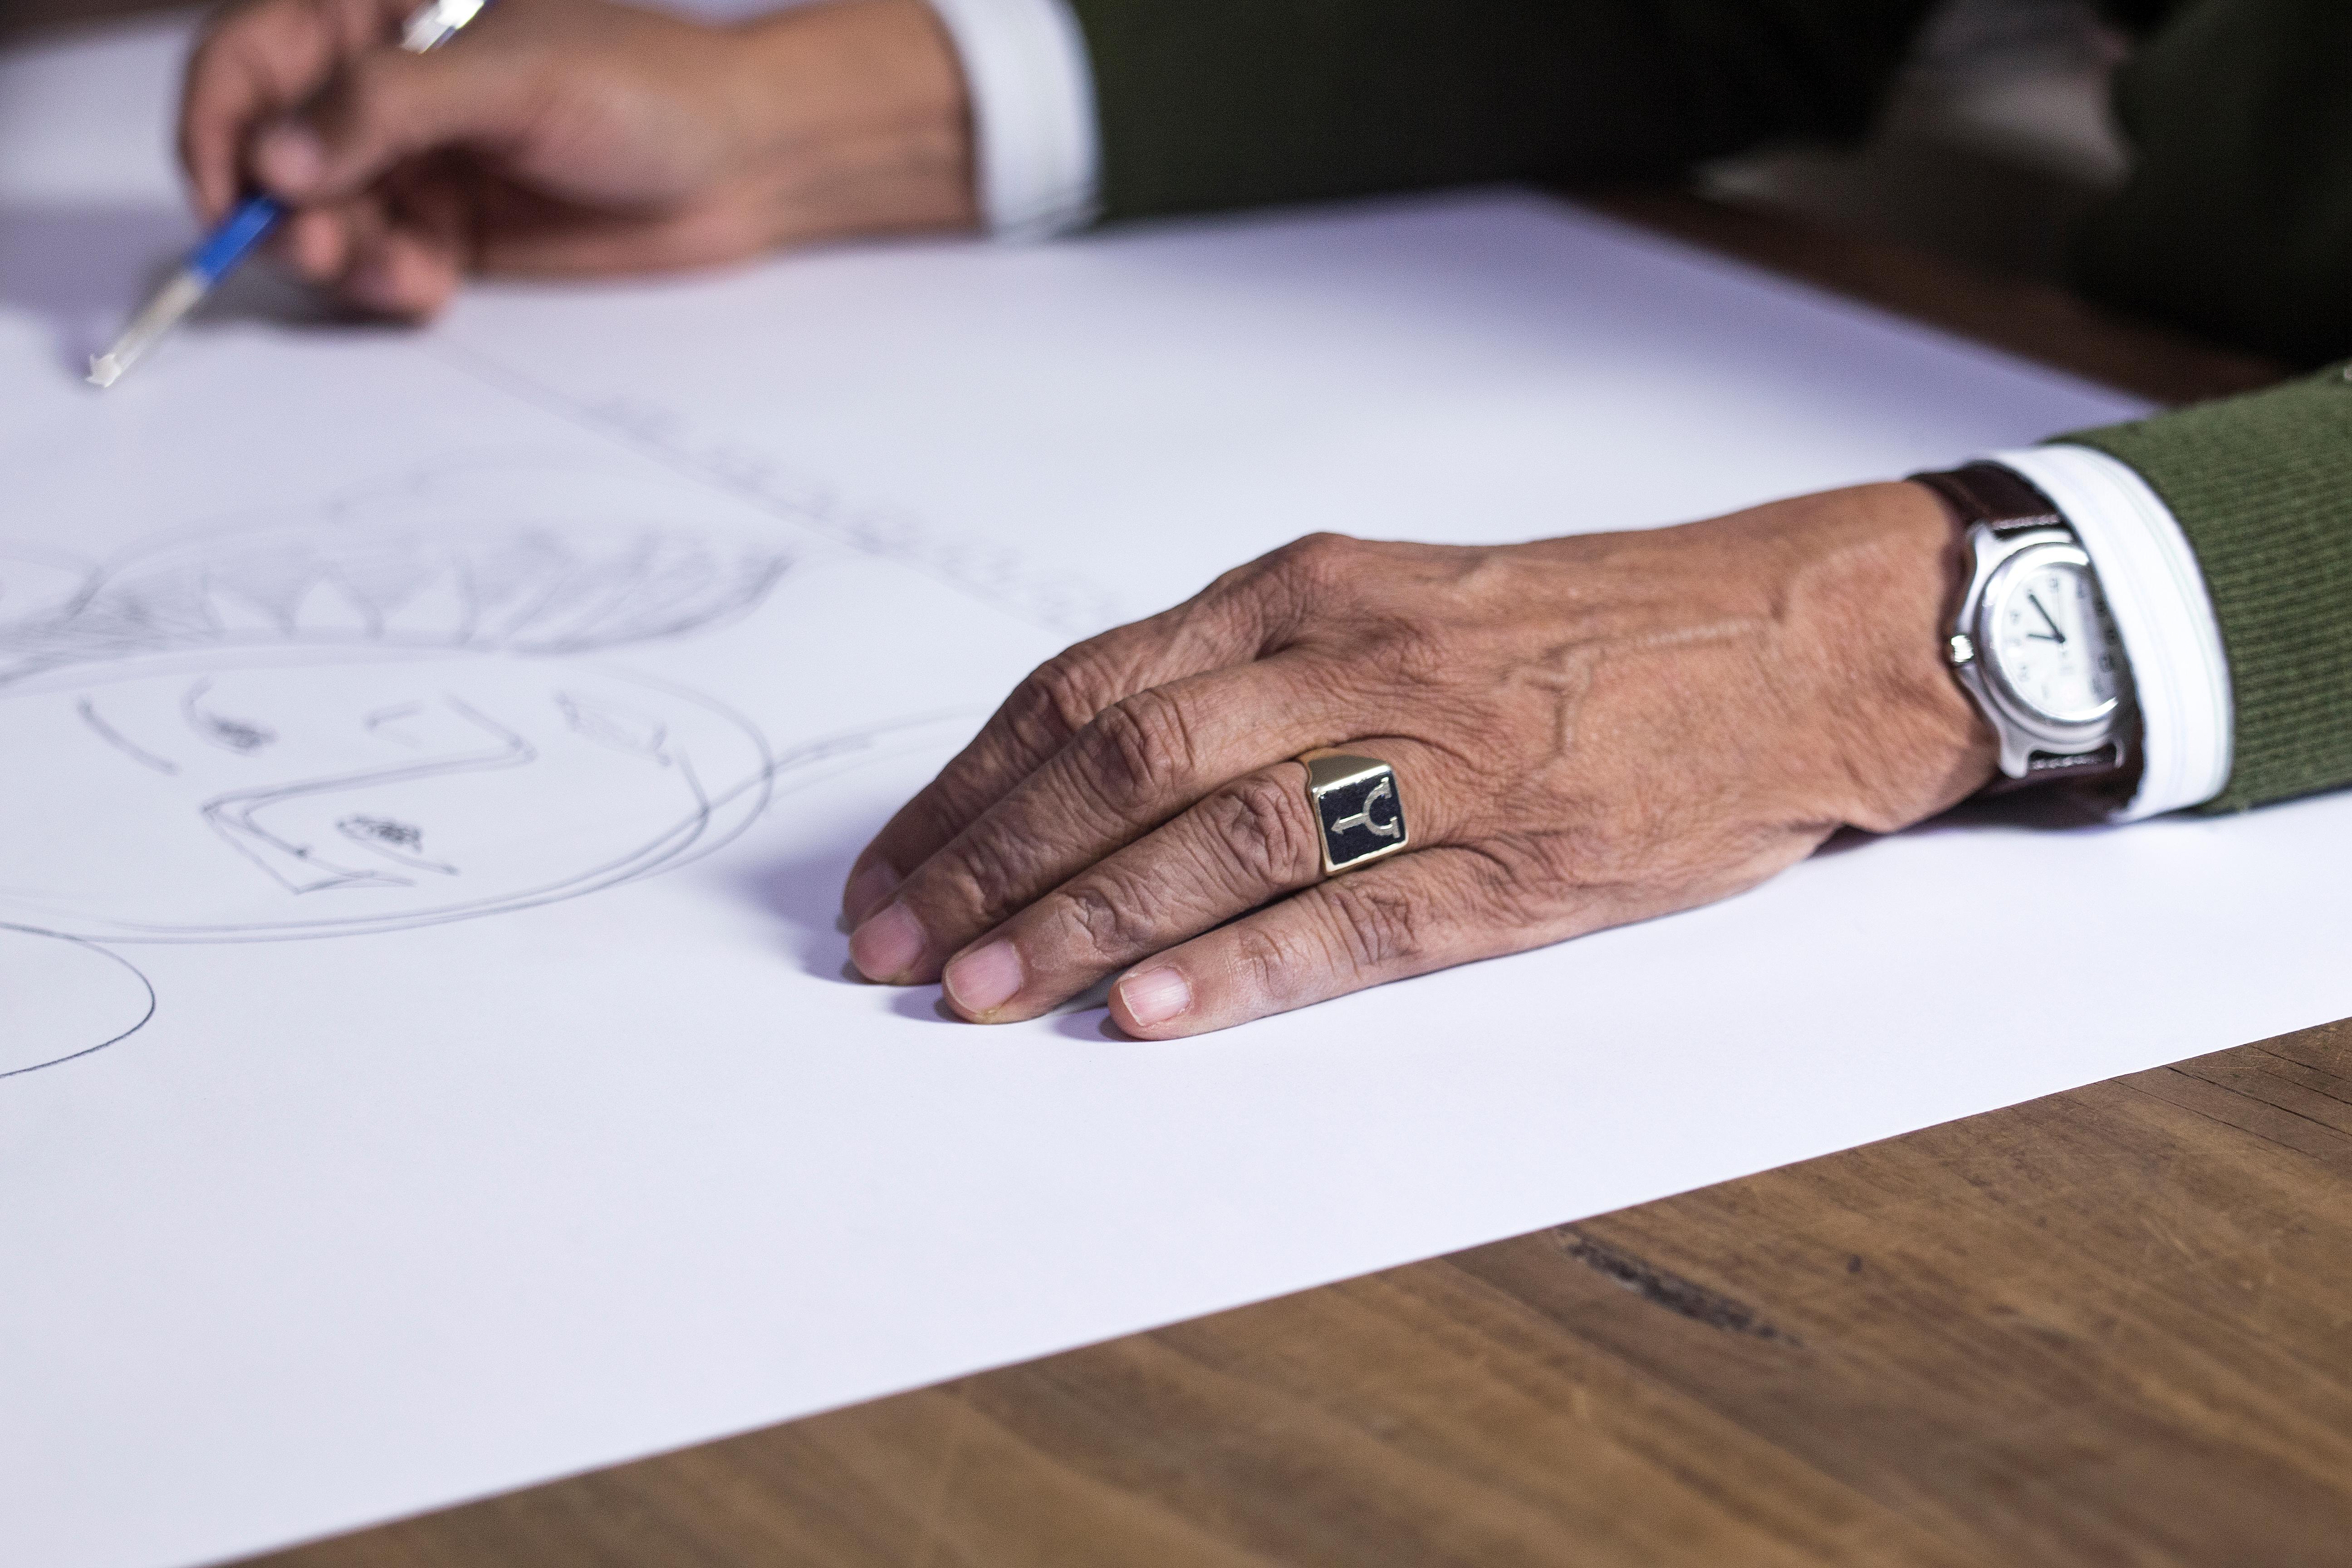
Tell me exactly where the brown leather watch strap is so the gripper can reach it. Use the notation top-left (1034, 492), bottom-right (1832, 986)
top-left (1910, 461), bottom-right (2064, 534)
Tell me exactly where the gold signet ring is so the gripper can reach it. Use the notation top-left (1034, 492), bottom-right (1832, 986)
top-left (1298, 750), bottom-right (1410, 876)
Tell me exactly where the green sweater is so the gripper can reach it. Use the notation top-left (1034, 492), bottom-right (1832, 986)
top-left (1061, 0), bottom-right (2352, 809)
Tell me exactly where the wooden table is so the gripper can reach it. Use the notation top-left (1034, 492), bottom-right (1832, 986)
top-left (201, 192), bottom-right (2348, 1568)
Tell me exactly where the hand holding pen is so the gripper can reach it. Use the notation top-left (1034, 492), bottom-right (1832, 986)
top-left (107, 0), bottom-right (980, 382)
top-left (96, 0), bottom-right (487, 384)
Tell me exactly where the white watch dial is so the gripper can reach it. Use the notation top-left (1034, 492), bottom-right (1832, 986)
top-left (1987, 554), bottom-right (2121, 725)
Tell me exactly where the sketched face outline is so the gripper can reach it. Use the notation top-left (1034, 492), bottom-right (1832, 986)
top-left (0, 645), bottom-right (774, 941)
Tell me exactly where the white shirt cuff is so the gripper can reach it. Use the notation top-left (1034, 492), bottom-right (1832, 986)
top-left (1986, 445), bottom-right (2234, 820)
top-left (923, 0), bottom-right (1100, 239)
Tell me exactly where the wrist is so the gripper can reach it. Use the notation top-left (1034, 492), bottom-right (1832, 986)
top-left (730, 0), bottom-right (979, 246)
top-left (1766, 481), bottom-right (2000, 832)
top-left (1868, 480), bottom-right (2004, 821)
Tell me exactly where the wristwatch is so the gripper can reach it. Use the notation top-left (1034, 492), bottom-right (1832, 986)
top-left (1912, 462), bottom-right (2135, 789)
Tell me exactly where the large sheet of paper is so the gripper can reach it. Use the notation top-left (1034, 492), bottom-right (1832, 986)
top-left (6, 18), bottom-right (2349, 1568)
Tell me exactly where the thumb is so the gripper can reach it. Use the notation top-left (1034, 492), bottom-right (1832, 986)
top-left (250, 46), bottom-right (533, 203)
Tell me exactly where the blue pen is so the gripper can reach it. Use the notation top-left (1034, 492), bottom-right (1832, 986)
top-left (88, 0), bottom-right (489, 388)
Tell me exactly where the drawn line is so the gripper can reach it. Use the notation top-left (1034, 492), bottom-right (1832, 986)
top-left (202, 695), bottom-right (539, 895)
top-left (17, 696), bottom-right (968, 944)
top-left (0, 926), bottom-right (157, 1082)
top-left (77, 697), bottom-right (177, 774)
top-left (424, 342), bottom-right (1122, 636)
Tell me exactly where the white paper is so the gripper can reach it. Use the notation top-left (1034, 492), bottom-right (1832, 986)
top-left (5, 20), bottom-right (2349, 1568)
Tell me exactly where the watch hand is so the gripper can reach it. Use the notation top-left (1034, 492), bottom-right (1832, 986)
top-left (2026, 592), bottom-right (2066, 643)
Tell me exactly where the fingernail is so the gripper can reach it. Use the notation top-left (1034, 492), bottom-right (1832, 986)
top-left (1116, 966), bottom-right (1191, 1029)
top-left (848, 902), bottom-right (926, 982)
top-left (943, 941), bottom-right (1022, 1017)
top-left (255, 121), bottom-right (325, 194)
top-left (843, 859), bottom-right (901, 926)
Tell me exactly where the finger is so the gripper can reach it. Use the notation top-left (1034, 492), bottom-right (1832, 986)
top-left (842, 585), bottom-right (1279, 924)
top-left (339, 170), bottom-right (466, 316)
top-left (179, 0), bottom-right (407, 220)
top-left (343, 221), bottom-right (465, 317)
top-left (272, 201), bottom-right (358, 282)
top-left (1106, 815), bottom-right (1843, 1039)
top-left (848, 652), bottom-right (1363, 984)
top-left (277, 190), bottom-right (387, 290)
top-left (247, 44), bottom-right (539, 209)
top-left (937, 738), bottom-right (1450, 1022)
top-left (1107, 847), bottom-right (1560, 1039)
top-left (259, 183), bottom-right (458, 316)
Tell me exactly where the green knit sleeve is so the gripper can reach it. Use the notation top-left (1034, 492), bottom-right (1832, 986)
top-left (1059, 0), bottom-right (1938, 221)
top-left (2057, 365), bottom-right (2352, 811)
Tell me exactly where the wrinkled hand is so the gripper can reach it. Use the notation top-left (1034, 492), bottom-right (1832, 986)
top-left (178, 0), bottom-right (975, 318)
top-left (841, 482), bottom-right (2000, 1037)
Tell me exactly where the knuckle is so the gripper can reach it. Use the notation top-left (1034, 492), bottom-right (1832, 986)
top-left (1204, 772), bottom-right (1321, 890)
top-left (1052, 872), bottom-right (1163, 966)
top-left (1463, 837), bottom-right (1566, 928)
top-left (1372, 616), bottom-right (1451, 688)
top-left (1228, 918), bottom-right (1322, 1009)
top-left (1318, 877), bottom-right (1428, 973)
top-left (1006, 650), bottom-right (1113, 752)
top-left (315, 53), bottom-right (425, 155)
top-left (898, 779), bottom-right (990, 853)
top-left (1198, 556), bottom-right (1272, 605)
top-left (1266, 531), bottom-right (1365, 604)
top-left (1274, 530), bottom-right (1359, 573)
top-left (929, 826), bottom-right (1033, 926)
top-left (186, 32), bottom-right (269, 122)
top-left (1077, 688), bottom-right (1199, 814)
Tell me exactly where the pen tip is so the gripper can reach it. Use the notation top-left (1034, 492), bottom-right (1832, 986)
top-left (87, 353), bottom-right (122, 388)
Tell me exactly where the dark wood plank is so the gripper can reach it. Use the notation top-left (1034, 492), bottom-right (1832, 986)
top-left (1580, 190), bottom-right (2288, 406)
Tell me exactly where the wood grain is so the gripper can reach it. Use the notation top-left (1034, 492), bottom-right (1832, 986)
top-left (133, 189), bottom-right (2318, 1567)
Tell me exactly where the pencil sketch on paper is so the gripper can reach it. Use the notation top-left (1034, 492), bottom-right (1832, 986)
top-left (0, 925), bottom-right (156, 1080)
top-left (0, 461), bottom-right (961, 1077)
top-left (430, 343), bottom-right (1126, 635)
top-left (0, 546), bottom-right (90, 633)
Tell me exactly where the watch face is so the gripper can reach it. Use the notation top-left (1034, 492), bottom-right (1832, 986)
top-left (1986, 551), bottom-right (2122, 725)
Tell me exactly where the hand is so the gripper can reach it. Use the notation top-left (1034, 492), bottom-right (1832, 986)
top-left (178, 0), bottom-right (976, 319)
top-left (840, 482), bottom-right (2001, 1038)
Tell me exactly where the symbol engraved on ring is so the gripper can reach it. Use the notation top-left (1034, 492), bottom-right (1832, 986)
top-left (1328, 776), bottom-right (1401, 841)
top-left (1301, 752), bottom-right (1409, 874)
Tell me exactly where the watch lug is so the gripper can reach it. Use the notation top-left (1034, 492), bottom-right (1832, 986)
top-left (1952, 656), bottom-right (2034, 778)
